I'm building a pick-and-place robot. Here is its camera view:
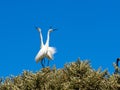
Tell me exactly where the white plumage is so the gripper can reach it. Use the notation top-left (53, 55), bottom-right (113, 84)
top-left (35, 27), bottom-right (56, 67)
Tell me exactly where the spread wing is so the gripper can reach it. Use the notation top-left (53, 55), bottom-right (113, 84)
top-left (35, 49), bottom-right (44, 63)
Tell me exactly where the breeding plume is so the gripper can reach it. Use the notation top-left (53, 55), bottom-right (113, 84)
top-left (35, 27), bottom-right (56, 67)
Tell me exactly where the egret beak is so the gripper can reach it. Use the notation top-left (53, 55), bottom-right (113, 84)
top-left (49, 26), bottom-right (57, 31)
top-left (35, 26), bottom-right (41, 32)
top-left (53, 28), bottom-right (57, 31)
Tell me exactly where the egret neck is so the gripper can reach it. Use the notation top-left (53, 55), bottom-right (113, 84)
top-left (45, 30), bottom-right (50, 47)
top-left (40, 30), bottom-right (44, 48)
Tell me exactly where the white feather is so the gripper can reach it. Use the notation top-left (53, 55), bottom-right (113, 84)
top-left (35, 27), bottom-right (56, 64)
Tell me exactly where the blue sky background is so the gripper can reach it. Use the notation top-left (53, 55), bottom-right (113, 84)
top-left (0, 0), bottom-right (120, 77)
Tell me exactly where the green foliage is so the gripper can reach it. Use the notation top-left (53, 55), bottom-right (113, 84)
top-left (0, 58), bottom-right (120, 90)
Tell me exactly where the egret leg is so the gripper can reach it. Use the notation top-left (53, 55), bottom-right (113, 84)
top-left (41, 59), bottom-right (45, 68)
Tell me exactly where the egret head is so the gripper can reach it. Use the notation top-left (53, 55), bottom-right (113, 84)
top-left (35, 26), bottom-right (41, 32)
top-left (48, 28), bottom-right (57, 32)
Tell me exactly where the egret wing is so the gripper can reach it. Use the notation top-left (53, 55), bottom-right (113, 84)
top-left (48, 47), bottom-right (56, 55)
top-left (35, 49), bottom-right (45, 63)
top-left (46, 51), bottom-right (53, 60)
top-left (46, 47), bottom-right (56, 60)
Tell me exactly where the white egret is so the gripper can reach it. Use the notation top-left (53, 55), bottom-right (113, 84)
top-left (35, 26), bottom-right (56, 67)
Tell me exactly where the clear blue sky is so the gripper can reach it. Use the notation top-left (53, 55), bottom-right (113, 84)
top-left (0, 0), bottom-right (120, 77)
